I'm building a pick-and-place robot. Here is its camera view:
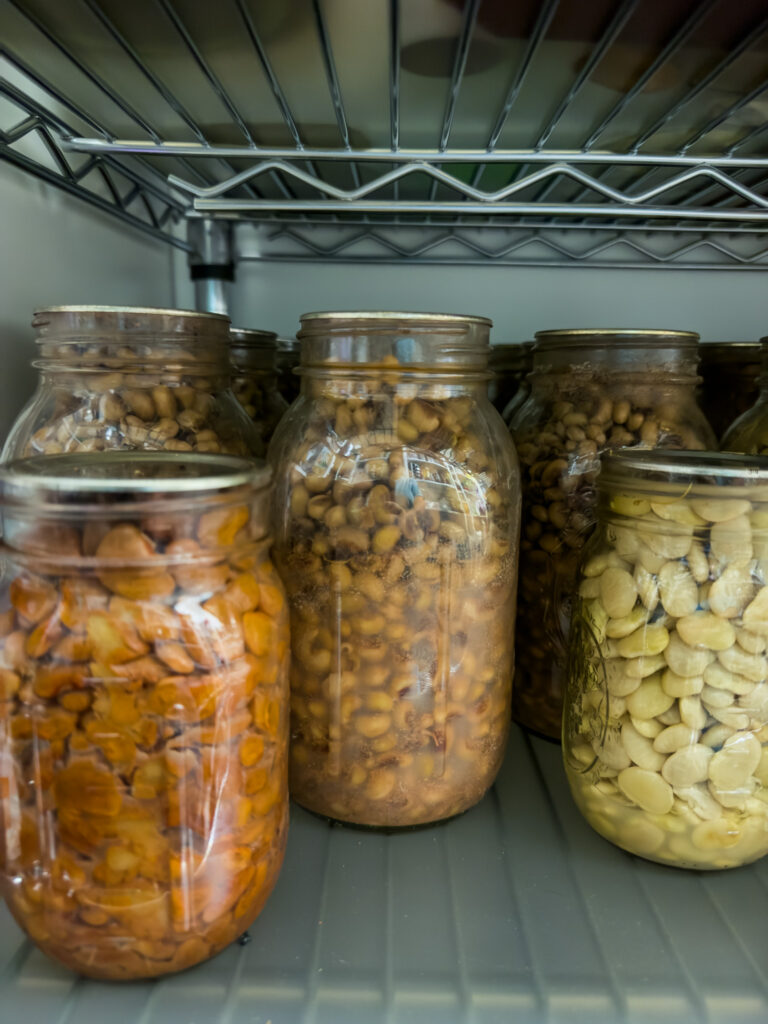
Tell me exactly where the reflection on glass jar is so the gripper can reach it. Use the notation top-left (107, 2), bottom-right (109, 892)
top-left (564, 450), bottom-right (768, 870)
top-left (3, 306), bottom-right (261, 460)
top-left (699, 342), bottom-right (760, 442)
top-left (721, 337), bottom-right (768, 453)
top-left (229, 327), bottom-right (289, 458)
top-left (510, 330), bottom-right (716, 741)
top-left (0, 454), bottom-right (289, 978)
top-left (270, 312), bottom-right (521, 827)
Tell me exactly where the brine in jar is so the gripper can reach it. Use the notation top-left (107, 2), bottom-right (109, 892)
top-left (564, 450), bottom-right (768, 870)
top-left (510, 330), bottom-right (716, 740)
top-left (270, 311), bottom-right (520, 827)
top-left (0, 453), bottom-right (289, 978)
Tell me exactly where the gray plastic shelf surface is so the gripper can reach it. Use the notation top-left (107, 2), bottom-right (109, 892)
top-left (1, 726), bottom-right (767, 1024)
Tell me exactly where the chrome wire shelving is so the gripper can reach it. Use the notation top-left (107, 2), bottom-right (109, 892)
top-left (3, 0), bottom-right (768, 267)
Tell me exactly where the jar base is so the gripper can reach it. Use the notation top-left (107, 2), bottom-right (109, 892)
top-left (292, 798), bottom-right (470, 833)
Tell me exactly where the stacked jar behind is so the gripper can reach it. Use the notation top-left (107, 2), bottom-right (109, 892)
top-left (487, 343), bottom-right (529, 415)
top-left (275, 337), bottom-right (301, 405)
top-left (2, 306), bottom-right (261, 460)
top-left (269, 312), bottom-right (521, 828)
top-left (722, 337), bottom-right (768, 453)
top-left (699, 342), bottom-right (761, 443)
top-left (229, 328), bottom-right (289, 458)
top-left (564, 451), bottom-right (768, 870)
top-left (0, 453), bottom-right (289, 978)
top-left (510, 330), bottom-right (716, 740)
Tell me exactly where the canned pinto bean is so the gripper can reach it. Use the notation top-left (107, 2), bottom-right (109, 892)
top-left (2, 306), bottom-right (261, 460)
top-left (510, 330), bottom-right (716, 740)
top-left (0, 453), bottom-right (289, 978)
top-left (270, 312), bottom-right (521, 828)
top-left (564, 451), bottom-right (768, 869)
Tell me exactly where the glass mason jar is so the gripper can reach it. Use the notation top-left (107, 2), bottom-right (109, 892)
top-left (2, 306), bottom-right (261, 460)
top-left (510, 330), bottom-right (716, 741)
top-left (501, 340), bottom-right (534, 427)
top-left (699, 342), bottom-right (761, 442)
top-left (0, 452), bottom-right (289, 979)
top-left (270, 312), bottom-right (521, 828)
top-left (564, 450), bottom-right (768, 870)
top-left (229, 327), bottom-right (289, 458)
top-left (721, 338), bottom-right (768, 453)
top-left (276, 337), bottom-right (301, 405)
top-left (487, 342), bottom-right (529, 414)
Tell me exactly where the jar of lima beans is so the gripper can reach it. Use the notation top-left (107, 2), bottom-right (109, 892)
top-left (510, 329), bottom-right (716, 740)
top-left (0, 453), bottom-right (289, 978)
top-left (269, 311), bottom-right (521, 828)
top-left (564, 450), bottom-right (768, 870)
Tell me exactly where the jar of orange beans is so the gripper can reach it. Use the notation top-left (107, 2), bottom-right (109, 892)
top-left (0, 452), bottom-right (289, 979)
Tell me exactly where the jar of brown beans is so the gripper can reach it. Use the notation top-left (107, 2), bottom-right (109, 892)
top-left (0, 452), bottom-right (289, 979)
top-left (3, 307), bottom-right (261, 460)
top-left (229, 327), bottom-right (289, 457)
top-left (270, 311), bottom-right (521, 828)
top-left (510, 329), bottom-right (716, 741)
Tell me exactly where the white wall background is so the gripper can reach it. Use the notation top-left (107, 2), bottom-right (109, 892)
top-left (226, 258), bottom-right (768, 343)
top-left (0, 163), bottom-right (176, 441)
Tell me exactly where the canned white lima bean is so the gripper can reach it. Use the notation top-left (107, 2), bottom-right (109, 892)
top-left (564, 450), bottom-right (768, 869)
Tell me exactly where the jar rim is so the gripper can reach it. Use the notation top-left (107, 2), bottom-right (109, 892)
top-left (599, 449), bottom-right (768, 488)
top-left (0, 452), bottom-right (270, 502)
top-left (230, 328), bottom-right (278, 348)
top-left (535, 329), bottom-right (699, 348)
top-left (33, 305), bottom-right (230, 323)
top-left (299, 310), bottom-right (493, 328)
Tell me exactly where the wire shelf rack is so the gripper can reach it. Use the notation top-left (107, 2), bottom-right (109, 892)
top-left (3, 0), bottom-right (768, 266)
